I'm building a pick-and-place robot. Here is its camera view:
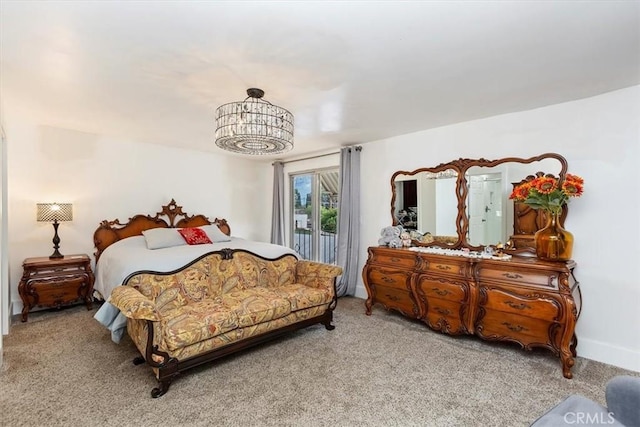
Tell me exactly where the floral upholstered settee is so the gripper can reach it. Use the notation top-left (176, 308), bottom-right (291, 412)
top-left (109, 248), bottom-right (342, 397)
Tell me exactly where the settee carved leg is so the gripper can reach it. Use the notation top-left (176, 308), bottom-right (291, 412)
top-left (133, 356), bottom-right (145, 365)
top-left (324, 321), bottom-right (335, 331)
top-left (322, 310), bottom-right (335, 330)
top-left (151, 379), bottom-right (172, 398)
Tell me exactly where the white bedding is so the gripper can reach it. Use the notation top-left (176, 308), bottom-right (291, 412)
top-left (93, 235), bottom-right (299, 342)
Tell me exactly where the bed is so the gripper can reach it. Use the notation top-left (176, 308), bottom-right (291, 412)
top-left (92, 199), bottom-right (298, 342)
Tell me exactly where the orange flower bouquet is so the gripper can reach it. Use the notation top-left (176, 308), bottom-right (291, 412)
top-left (509, 173), bottom-right (584, 261)
top-left (509, 174), bottom-right (584, 215)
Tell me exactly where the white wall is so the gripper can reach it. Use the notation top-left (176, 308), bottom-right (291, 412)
top-left (358, 86), bottom-right (640, 372)
top-left (0, 124), bottom-right (7, 368)
top-left (5, 119), bottom-right (272, 316)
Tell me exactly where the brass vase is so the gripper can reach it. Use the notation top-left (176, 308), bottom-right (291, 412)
top-left (534, 211), bottom-right (574, 261)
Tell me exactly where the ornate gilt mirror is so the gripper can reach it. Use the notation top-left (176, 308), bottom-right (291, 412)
top-left (390, 153), bottom-right (568, 251)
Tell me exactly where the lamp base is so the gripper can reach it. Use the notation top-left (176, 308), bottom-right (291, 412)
top-left (49, 249), bottom-right (64, 259)
top-left (49, 220), bottom-right (64, 259)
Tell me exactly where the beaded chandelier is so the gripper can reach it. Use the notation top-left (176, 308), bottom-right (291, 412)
top-left (215, 88), bottom-right (294, 155)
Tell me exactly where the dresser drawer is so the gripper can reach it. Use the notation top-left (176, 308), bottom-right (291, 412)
top-left (416, 275), bottom-right (468, 302)
top-left (418, 256), bottom-right (467, 276)
top-left (366, 268), bottom-right (412, 291)
top-left (422, 298), bottom-right (467, 335)
top-left (372, 284), bottom-right (419, 319)
top-left (370, 250), bottom-right (417, 269)
top-left (476, 265), bottom-right (558, 289)
top-left (479, 287), bottom-right (561, 321)
top-left (476, 310), bottom-right (555, 348)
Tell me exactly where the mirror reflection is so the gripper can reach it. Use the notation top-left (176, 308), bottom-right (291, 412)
top-left (464, 158), bottom-right (563, 246)
top-left (394, 169), bottom-right (458, 241)
top-left (466, 169), bottom-right (504, 246)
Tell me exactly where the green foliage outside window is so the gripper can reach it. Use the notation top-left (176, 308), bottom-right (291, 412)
top-left (321, 207), bottom-right (337, 233)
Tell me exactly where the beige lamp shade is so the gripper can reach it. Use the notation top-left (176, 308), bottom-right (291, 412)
top-left (37, 203), bottom-right (73, 222)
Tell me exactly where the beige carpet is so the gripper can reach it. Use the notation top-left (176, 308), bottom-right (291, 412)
top-left (1, 297), bottom-right (636, 427)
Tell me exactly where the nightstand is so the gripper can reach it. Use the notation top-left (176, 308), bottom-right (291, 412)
top-left (18, 254), bottom-right (95, 322)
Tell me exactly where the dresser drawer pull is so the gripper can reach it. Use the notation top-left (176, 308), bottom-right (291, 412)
top-left (502, 322), bottom-right (527, 333)
top-left (436, 264), bottom-right (452, 271)
top-left (390, 257), bottom-right (401, 263)
top-left (51, 293), bottom-right (67, 299)
top-left (385, 294), bottom-right (400, 302)
top-left (381, 276), bottom-right (395, 284)
top-left (432, 288), bottom-right (451, 297)
top-left (502, 273), bottom-right (523, 280)
top-left (434, 307), bottom-right (451, 316)
top-left (504, 301), bottom-right (531, 311)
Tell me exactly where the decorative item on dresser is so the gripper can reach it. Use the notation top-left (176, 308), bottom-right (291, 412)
top-left (510, 172), bottom-right (584, 261)
top-left (510, 172), bottom-right (569, 251)
top-left (18, 254), bottom-right (95, 322)
top-left (364, 153), bottom-right (582, 379)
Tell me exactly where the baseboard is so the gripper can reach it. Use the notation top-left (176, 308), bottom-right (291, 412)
top-left (1, 300), bottom-right (12, 335)
top-left (11, 299), bottom-right (21, 317)
top-left (354, 285), bottom-right (367, 300)
top-left (7, 300), bottom-right (12, 326)
top-left (577, 337), bottom-right (640, 373)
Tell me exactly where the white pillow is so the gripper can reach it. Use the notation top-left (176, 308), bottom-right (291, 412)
top-left (142, 228), bottom-right (187, 250)
top-left (200, 224), bottom-right (231, 243)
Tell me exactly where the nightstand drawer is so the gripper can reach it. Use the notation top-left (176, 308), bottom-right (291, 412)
top-left (30, 277), bottom-right (88, 306)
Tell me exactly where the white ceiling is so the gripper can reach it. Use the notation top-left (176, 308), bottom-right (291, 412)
top-left (2, 1), bottom-right (639, 160)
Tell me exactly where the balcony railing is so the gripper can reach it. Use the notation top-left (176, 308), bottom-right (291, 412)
top-left (293, 229), bottom-right (337, 264)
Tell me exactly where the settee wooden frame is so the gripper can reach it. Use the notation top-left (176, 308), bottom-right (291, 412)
top-left (126, 249), bottom-right (338, 398)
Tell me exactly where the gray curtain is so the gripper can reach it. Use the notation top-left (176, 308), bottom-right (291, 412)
top-left (336, 146), bottom-right (361, 296)
top-left (270, 161), bottom-right (285, 245)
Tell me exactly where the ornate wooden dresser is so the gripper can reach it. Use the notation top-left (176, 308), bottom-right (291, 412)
top-left (363, 246), bottom-right (581, 378)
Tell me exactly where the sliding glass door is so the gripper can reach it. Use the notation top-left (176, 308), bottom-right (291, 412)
top-left (290, 169), bottom-right (339, 264)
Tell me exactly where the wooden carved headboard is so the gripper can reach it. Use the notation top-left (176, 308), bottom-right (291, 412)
top-left (93, 199), bottom-right (230, 261)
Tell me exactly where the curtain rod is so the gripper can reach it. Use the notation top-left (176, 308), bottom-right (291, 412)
top-left (275, 146), bottom-right (361, 165)
top-left (276, 151), bottom-right (339, 165)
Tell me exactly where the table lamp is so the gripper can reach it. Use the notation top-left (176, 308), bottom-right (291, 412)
top-left (37, 202), bottom-right (73, 259)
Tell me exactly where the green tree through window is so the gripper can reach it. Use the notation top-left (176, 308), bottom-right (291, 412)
top-left (321, 207), bottom-right (337, 233)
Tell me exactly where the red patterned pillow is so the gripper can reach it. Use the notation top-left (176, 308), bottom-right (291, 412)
top-left (178, 227), bottom-right (212, 245)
